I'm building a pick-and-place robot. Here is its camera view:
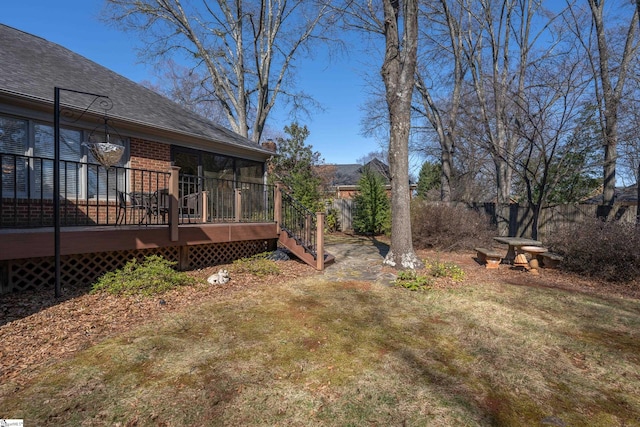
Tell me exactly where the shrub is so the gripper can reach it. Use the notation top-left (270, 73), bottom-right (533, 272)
top-left (425, 259), bottom-right (466, 282)
top-left (231, 252), bottom-right (281, 276)
top-left (393, 270), bottom-right (432, 291)
top-left (394, 260), bottom-right (466, 291)
top-left (411, 201), bottom-right (496, 251)
top-left (352, 166), bottom-right (391, 235)
top-left (325, 206), bottom-right (340, 233)
top-left (547, 218), bottom-right (640, 282)
top-left (91, 255), bottom-right (196, 296)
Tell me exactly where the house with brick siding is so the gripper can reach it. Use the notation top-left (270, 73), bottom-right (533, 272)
top-left (0, 24), bottom-right (329, 293)
top-left (328, 158), bottom-right (417, 199)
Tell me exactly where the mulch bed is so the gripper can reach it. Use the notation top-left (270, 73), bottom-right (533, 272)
top-left (419, 248), bottom-right (640, 301)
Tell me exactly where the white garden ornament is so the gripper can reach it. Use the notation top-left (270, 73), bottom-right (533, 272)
top-left (207, 269), bottom-right (230, 285)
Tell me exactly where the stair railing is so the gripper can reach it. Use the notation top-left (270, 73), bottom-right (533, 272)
top-left (275, 183), bottom-right (325, 270)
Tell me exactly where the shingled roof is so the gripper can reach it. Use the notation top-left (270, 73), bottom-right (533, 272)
top-left (583, 184), bottom-right (638, 205)
top-left (0, 24), bottom-right (272, 157)
top-left (331, 158), bottom-right (392, 186)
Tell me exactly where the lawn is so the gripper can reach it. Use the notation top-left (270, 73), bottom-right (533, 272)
top-left (1, 237), bottom-right (639, 426)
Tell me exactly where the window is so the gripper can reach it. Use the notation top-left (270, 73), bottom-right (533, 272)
top-left (0, 116), bottom-right (28, 197)
top-left (173, 147), bottom-right (265, 184)
top-left (33, 124), bottom-right (82, 198)
top-left (203, 153), bottom-right (234, 181)
top-left (0, 114), bottom-right (129, 200)
top-left (236, 159), bottom-right (264, 184)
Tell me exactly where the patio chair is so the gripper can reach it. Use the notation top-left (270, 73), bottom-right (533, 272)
top-left (152, 189), bottom-right (170, 223)
top-left (182, 192), bottom-right (199, 223)
top-left (116, 190), bottom-right (150, 224)
top-left (181, 191), bottom-right (208, 223)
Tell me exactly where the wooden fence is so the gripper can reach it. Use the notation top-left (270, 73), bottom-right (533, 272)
top-left (330, 199), bottom-right (356, 232)
top-left (478, 202), bottom-right (637, 240)
top-left (330, 198), bottom-right (637, 240)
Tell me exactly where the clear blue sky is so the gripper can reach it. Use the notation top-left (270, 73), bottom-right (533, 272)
top-left (2, 0), bottom-right (385, 166)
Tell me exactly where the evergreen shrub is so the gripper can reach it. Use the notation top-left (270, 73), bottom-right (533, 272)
top-left (91, 255), bottom-right (195, 296)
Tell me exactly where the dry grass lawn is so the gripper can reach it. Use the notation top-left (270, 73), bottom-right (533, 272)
top-left (1, 236), bottom-right (640, 426)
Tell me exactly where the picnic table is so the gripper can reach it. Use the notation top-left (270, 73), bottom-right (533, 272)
top-left (519, 245), bottom-right (548, 274)
top-left (492, 236), bottom-right (543, 266)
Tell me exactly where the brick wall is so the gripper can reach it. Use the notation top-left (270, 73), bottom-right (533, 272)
top-left (1, 197), bottom-right (124, 226)
top-left (130, 138), bottom-right (171, 172)
top-left (128, 138), bottom-right (172, 194)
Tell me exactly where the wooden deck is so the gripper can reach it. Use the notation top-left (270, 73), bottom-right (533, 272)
top-left (0, 222), bottom-right (278, 261)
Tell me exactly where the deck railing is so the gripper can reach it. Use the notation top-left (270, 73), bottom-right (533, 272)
top-left (177, 174), bottom-right (274, 225)
top-left (0, 152), bottom-right (170, 228)
top-left (276, 184), bottom-right (319, 257)
top-left (0, 153), bottom-right (275, 228)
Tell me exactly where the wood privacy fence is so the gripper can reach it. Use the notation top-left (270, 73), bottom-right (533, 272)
top-left (471, 202), bottom-right (637, 240)
top-left (330, 198), bottom-right (637, 240)
top-left (330, 199), bottom-right (356, 231)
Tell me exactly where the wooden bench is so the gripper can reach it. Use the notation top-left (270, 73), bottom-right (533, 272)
top-left (540, 252), bottom-right (563, 268)
top-left (475, 247), bottom-right (502, 269)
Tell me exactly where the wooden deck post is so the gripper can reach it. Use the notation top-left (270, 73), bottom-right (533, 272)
top-left (316, 211), bottom-right (325, 271)
top-left (274, 182), bottom-right (283, 233)
top-left (169, 166), bottom-right (180, 242)
top-left (178, 245), bottom-right (189, 270)
top-left (201, 191), bottom-right (208, 223)
top-left (234, 188), bottom-right (242, 222)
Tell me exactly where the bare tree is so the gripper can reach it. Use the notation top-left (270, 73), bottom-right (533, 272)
top-left (103, 0), bottom-right (335, 142)
top-left (357, 150), bottom-right (389, 165)
top-left (565, 0), bottom-right (639, 213)
top-left (632, 0), bottom-right (640, 224)
top-left (339, 0), bottom-right (422, 269)
top-left (142, 60), bottom-right (228, 125)
top-left (456, 0), bottom-right (561, 235)
top-left (511, 52), bottom-right (594, 239)
top-left (413, 0), bottom-right (467, 202)
top-left (380, 0), bottom-right (423, 269)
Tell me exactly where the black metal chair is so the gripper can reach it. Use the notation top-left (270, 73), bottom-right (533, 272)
top-left (116, 190), bottom-right (149, 224)
top-left (152, 189), bottom-right (170, 223)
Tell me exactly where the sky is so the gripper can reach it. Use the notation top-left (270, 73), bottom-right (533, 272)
top-left (2, 0), bottom-right (386, 166)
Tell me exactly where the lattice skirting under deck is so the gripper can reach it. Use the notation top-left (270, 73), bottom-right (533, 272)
top-left (0, 239), bottom-right (276, 293)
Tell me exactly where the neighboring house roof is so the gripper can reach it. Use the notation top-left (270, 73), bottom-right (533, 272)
top-left (331, 158), bottom-right (392, 186)
top-left (583, 185), bottom-right (638, 204)
top-left (0, 24), bottom-right (272, 159)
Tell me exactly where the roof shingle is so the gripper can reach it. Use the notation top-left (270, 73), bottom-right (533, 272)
top-left (0, 24), bottom-right (271, 156)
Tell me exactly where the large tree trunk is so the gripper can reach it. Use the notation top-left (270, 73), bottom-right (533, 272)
top-left (381, 0), bottom-right (423, 270)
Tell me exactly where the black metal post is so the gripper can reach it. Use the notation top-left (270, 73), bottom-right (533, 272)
top-left (53, 87), bottom-right (111, 297)
top-left (54, 88), bottom-right (61, 297)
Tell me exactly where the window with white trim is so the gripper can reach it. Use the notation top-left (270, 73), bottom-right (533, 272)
top-left (0, 114), bottom-right (129, 200)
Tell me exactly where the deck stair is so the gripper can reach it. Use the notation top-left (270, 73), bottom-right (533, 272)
top-left (277, 190), bottom-right (334, 270)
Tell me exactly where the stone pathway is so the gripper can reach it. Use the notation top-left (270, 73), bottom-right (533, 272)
top-left (321, 241), bottom-right (397, 286)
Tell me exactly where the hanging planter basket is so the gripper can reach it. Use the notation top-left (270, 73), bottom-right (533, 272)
top-left (84, 142), bottom-right (125, 168)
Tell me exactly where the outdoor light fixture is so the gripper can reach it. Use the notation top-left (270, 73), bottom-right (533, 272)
top-left (53, 87), bottom-right (120, 297)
